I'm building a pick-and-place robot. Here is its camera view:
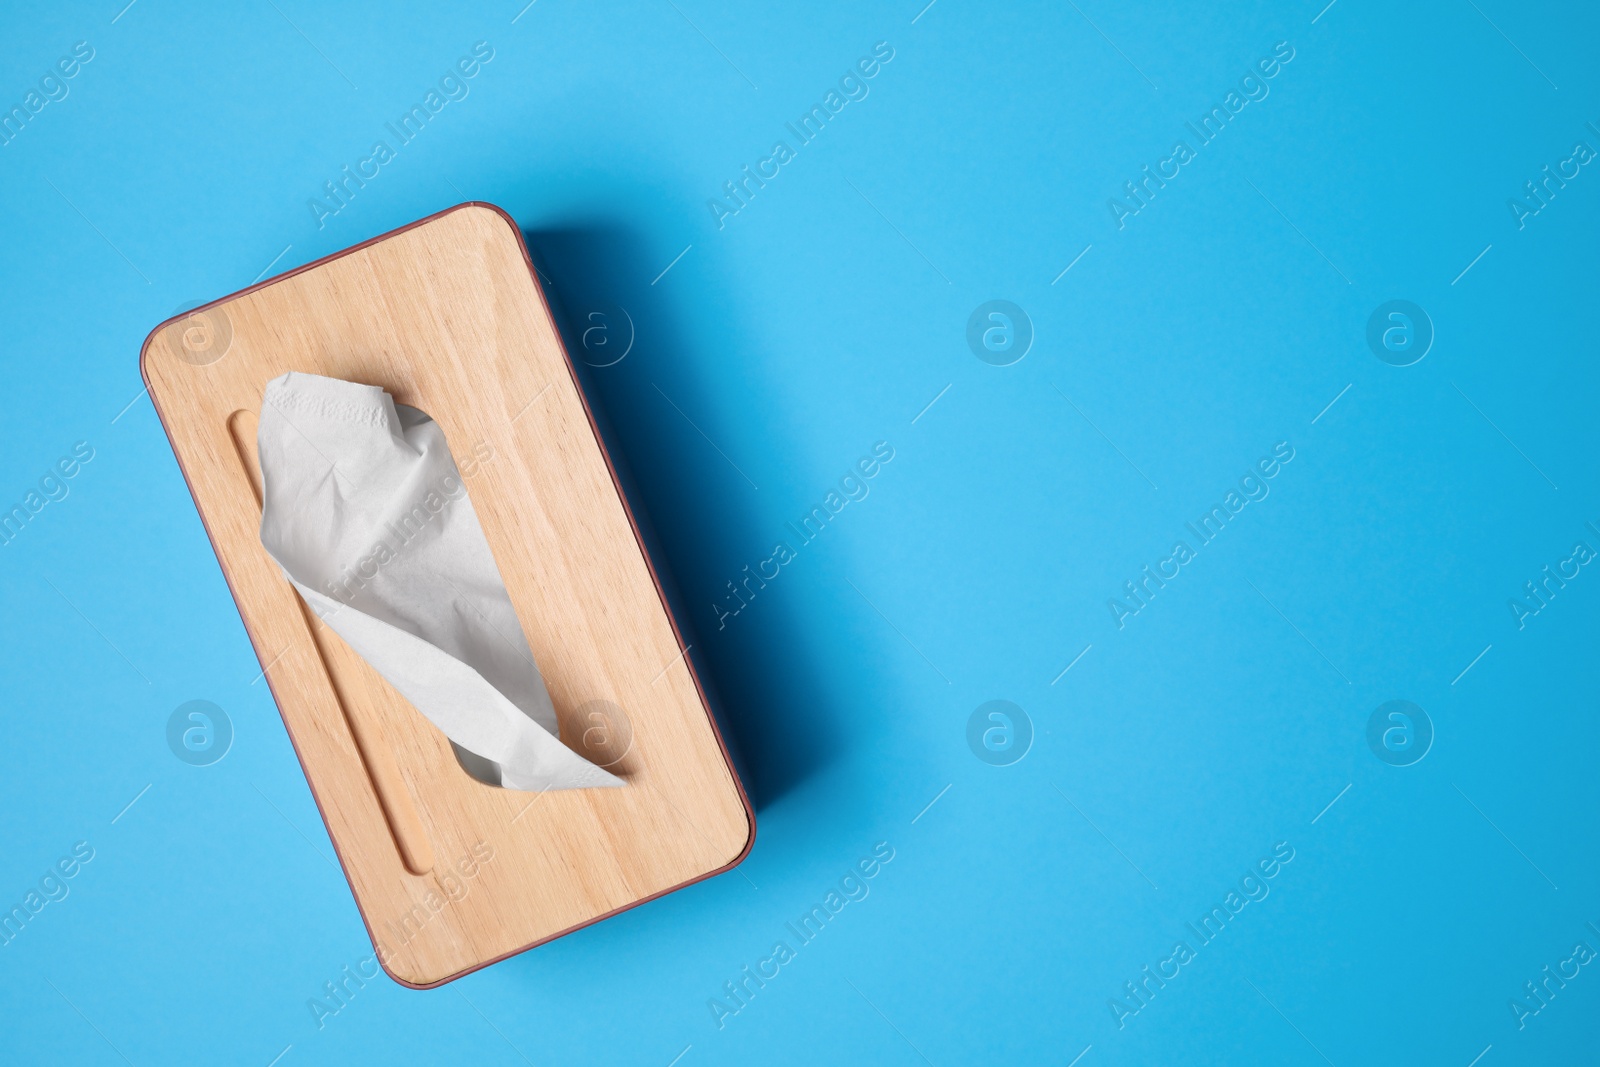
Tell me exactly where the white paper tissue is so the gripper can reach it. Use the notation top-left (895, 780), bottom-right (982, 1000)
top-left (256, 371), bottom-right (621, 792)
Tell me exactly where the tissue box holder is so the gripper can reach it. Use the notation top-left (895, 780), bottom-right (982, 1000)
top-left (140, 203), bottom-right (754, 988)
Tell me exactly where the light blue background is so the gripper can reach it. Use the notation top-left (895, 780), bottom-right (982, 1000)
top-left (1, 1), bottom-right (1596, 1064)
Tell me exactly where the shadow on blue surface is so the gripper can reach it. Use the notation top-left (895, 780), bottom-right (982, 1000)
top-left (524, 222), bottom-right (844, 811)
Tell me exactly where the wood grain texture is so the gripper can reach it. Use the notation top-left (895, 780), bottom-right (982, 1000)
top-left (141, 204), bottom-right (753, 988)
